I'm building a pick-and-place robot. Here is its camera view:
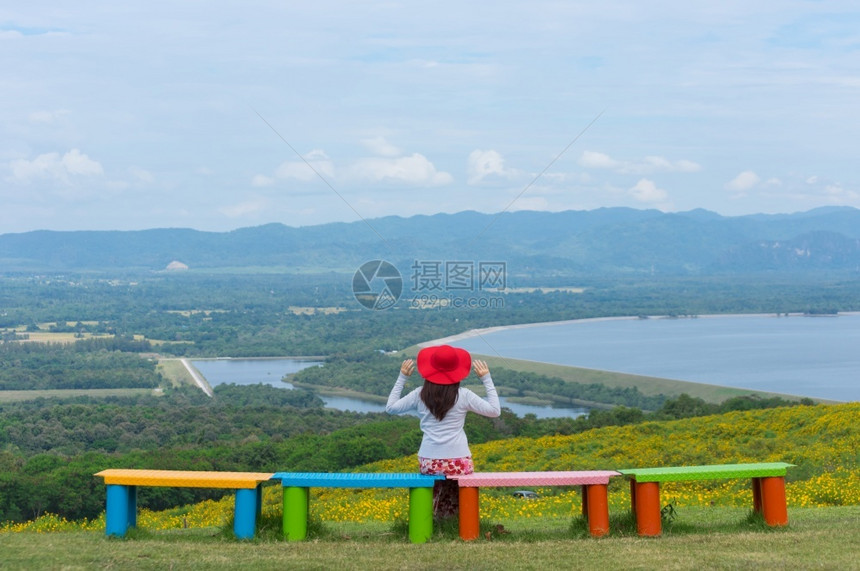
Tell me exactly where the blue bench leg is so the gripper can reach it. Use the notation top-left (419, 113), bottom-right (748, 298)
top-left (234, 488), bottom-right (258, 539)
top-left (106, 484), bottom-right (136, 537)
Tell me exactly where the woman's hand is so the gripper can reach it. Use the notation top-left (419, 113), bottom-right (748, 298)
top-left (400, 359), bottom-right (415, 376)
top-left (473, 359), bottom-right (490, 378)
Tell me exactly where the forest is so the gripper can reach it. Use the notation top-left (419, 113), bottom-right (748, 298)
top-left (0, 269), bottom-right (853, 525)
top-left (2, 272), bottom-right (858, 356)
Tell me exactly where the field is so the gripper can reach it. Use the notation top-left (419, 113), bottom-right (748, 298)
top-left (0, 388), bottom-right (157, 403)
top-left (156, 358), bottom-right (198, 388)
top-left (470, 354), bottom-right (819, 404)
top-left (3, 402), bottom-right (857, 569)
top-left (2, 507), bottom-right (858, 570)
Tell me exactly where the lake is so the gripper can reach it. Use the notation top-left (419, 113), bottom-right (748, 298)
top-left (444, 313), bottom-right (860, 402)
top-left (190, 358), bottom-right (588, 419)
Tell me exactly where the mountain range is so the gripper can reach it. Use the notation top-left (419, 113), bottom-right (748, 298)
top-left (2, 206), bottom-right (860, 276)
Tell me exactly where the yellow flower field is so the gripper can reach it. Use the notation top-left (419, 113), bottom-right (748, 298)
top-left (3, 402), bottom-right (858, 533)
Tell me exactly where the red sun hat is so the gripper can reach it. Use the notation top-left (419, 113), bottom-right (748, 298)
top-left (416, 345), bottom-right (472, 385)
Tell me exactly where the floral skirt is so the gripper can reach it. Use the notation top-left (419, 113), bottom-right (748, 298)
top-left (418, 456), bottom-right (474, 518)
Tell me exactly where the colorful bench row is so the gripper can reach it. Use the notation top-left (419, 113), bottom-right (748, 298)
top-left (95, 462), bottom-right (793, 542)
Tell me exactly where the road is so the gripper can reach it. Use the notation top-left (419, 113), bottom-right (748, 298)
top-left (180, 358), bottom-right (214, 397)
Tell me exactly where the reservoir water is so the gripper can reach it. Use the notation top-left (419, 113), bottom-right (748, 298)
top-left (190, 358), bottom-right (588, 419)
top-left (444, 313), bottom-right (860, 402)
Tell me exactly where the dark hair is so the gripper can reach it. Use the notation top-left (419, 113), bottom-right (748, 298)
top-left (420, 380), bottom-right (460, 421)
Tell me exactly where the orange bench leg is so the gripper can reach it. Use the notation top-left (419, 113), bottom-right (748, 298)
top-left (760, 476), bottom-right (788, 526)
top-left (585, 484), bottom-right (610, 537)
top-left (458, 486), bottom-right (480, 541)
top-left (633, 481), bottom-right (662, 537)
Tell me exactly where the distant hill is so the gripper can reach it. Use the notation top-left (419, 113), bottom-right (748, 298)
top-left (2, 206), bottom-right (860, 275)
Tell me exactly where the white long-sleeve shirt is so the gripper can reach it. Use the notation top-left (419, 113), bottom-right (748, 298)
top-left (386, 372), bottom-right (501, 459)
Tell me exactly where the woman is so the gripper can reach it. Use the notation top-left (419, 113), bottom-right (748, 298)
top-left (386, 344), bottom-right (501, 517)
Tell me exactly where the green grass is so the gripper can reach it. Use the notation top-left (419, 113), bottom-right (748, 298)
top-left (470, 354), bottom-right (822, 404)
top-left (0, 388), bottom-right (157, 403)
top-left (2, 507), bottom-right (858, 570)
top-left (156, 358), bottom-right (197, 388)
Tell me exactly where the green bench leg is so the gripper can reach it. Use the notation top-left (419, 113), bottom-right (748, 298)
top-left (408, 487), bottom-right (434, 543)
top-left (283, 486), bottom-right (309, 541)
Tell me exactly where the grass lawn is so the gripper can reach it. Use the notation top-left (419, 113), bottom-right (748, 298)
top-left (2, 507), bottom-right (857, 570)
top-left (0, 388), bottom-right (157, 403)
top-left (156, 358), bottom-right (197, 388)
top-left (470, 354), bottom-right (819, 404)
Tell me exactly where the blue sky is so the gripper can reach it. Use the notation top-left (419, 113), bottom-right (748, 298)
top-left (2, 1), bottom-right (859, 232)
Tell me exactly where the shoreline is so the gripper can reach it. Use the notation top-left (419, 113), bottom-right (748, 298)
top-left (418, 311), bottom-right (860, 347)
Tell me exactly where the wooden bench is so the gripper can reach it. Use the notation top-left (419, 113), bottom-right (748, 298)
top-left (269, 472), bottom-right (445, 543)
top-left (94, 469), bottom-right (274, 539)
top-left (618, 462), bottom-right (794, 536)
top-left (448, 470), bottom-right (622, 539)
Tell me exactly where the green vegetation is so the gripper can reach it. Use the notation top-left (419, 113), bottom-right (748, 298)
top-left (463, 354), bottom-right (810, 403)
top-left (1, 268), bottom-right (858, 566)
top-left (2, 507), bottom-right (859, 570)
top-left (0, 380), bottom-right (815, 525)
top-left (294, 350), bottom-right (667, 408)
top-left (0, 388), bottom-right (156, 403)
top-left (4, 272), bottom-right (860, 357)
top-left (0, 338), bottom-right (159, 390)
top-left (292, 351), bottom-right (811, 410)
top-left (3, 401), bottom-right (859, 568)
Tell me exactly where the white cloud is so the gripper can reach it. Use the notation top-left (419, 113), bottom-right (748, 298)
top-left (467, 149), bottom-right (520, 184)
top-left (360, 136), bottom-right (402, 157)
top-left (9, 149), bottom-right (103, 183)
top-left (251, 174), bottom-right (274, 187)
top-left (629, 178), bottom-right (669, 203)
top-left (264, 145), bottom-right (452, 188)
top-left (28, 109), bottom-right (69, 124)
top-left (349, 153), bottom-right (453, 186)
top-left (822, 184), bottom-right (859, 203)
top-left (726, 170), bottom-right (760, 192)
top-left (579, 151), bottom-right (700, 174)
top-left (641, 156), bottom-right (701, 173)
top-left (274, 150), bottom-right (335, 182)
top-left (219, 199), bottom-right (267, 217)
top-left (63, 149), bottom-right (103, 176)
top-left (129, 166), bottom-right (154, 183)
top-left (578, 151), bottom-right (620, 169)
